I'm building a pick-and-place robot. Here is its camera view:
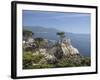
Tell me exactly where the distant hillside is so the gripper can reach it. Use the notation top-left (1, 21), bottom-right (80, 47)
top-left (23, 26), bottom-right (90, 56)
top-left (24, 26), bottom-right (60, 33)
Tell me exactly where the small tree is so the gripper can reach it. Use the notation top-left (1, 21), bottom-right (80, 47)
top-left (34, 37), bottom-right (44, 52)
top-left (56, 32), bottom-right (65, 42)
top-left (23, 29), bottom-right (34, 41)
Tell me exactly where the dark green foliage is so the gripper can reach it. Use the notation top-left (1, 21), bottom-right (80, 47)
top-left (56, 32), bottom-right (65, 38)
top-left (23, 51), bottom-right (91, 69)
top-left (23, 51), bottom-right (33, 69)
top-left (24, 46), bottom-right (33, 52)
top-left (54, 55), bottom-right (91, 68)
top-left (56, 32), bottom-right (65, 42)
top-left (56, 59), bottom-right (75, 67)
top-left (23, 29), bottom-right (34, 39)
top-left (56, 32), bottom-right (65, 37)
top-left (32, 54), bottom-right (44, 63)
top-left (81, 57), bottom-right (91, 66)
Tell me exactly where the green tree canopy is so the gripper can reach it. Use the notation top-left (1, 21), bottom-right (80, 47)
top-left (23, 29), bottom-right (34, 38)
top-left (56, 32), bottom-right (65, 42)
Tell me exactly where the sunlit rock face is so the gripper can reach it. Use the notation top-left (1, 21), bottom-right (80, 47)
top-left (23, 36), bottom-right (80, 64)
top-left (38, 38), bottom-right (80, 63)
top-left (39, 48), bottom-right (57, 64)
top-left (61, 38), bottom-right (79, 56)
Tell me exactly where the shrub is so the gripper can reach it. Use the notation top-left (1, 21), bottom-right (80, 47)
top-left (81, 57), bottom-right (91, 66)
top-left (23, 51), bottom-right (44, 69)
top-left (56, 58), bottom-right (75, 67)
top-left (23, 51), bottom-right (33, 69)
top-left (23, 51), bottom-right (91, 69)
top-left (32, 53), bottom-right (44, 63)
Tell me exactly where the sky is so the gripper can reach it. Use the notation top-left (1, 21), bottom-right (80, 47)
top-left (22, 10), bottom-right (91, 34)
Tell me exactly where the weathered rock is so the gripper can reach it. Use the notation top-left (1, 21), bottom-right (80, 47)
top-left (23, 37), bottom-right (81, 65)
top-left (38, 58), bottom-right (48, 64)
top-left (45, 55), bottom-right (57, 64)
top-left (61, 38), bottom-right (79, 56)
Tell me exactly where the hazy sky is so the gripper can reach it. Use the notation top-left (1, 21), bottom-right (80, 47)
top-left (22, 10), bottom-right (91, 34)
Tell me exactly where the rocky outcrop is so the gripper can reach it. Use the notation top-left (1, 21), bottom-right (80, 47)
top-left (61, 38), bottom-right (79, 56)
top-left (37, 38), bottom-right (80, 64)
top-left (35, 48), bottom-right (57, 64)
top-left (24, 36), bottom-right (80, 64)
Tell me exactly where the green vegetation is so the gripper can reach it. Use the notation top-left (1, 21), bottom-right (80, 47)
top-left (57, 32), bottom-right (65, 42)
top-left (22, 29), bottom-right (91, 69)
top-left (23, 51), bottom-right (33, 69)
top-left (55, 56), bottom-right (91, 67)
top-left (81, 57), bottom-right (91, 66)
top-left (23, 29), bottom-right (34, 39)
top-left (23, 51), bottom-right (55, 69)
top-left (23, 51), bottom-right (44, 69)
top-left (23, 51), bottom-right (91, 69)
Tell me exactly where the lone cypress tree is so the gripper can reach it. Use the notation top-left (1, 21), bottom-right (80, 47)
top-left (56, 32), bottom-right (65, 42)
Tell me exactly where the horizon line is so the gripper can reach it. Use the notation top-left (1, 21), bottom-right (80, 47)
top-left (23, 25), bottom-right (90, 35)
